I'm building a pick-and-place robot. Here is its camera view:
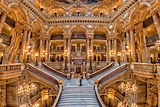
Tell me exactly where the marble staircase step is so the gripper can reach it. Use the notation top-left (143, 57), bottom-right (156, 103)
top-left (57, 105), bottom-right (99, 107)
top-left (57, 79), bottom-right (100, 107)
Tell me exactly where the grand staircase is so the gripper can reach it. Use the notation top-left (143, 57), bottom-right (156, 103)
top-left (28, 64), bottom-right (68, 85)
top-left (58, 79), bottom-right (100, 107)
top-left (88, 63), bottom-right (125, 85)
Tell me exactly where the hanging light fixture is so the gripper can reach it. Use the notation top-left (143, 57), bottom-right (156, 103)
top-left (18, 82), bottom-right (36, 97)
top-left (118, 81), bottom-right (137, 107)
top-left (119, 82), bottom-right (137, 95)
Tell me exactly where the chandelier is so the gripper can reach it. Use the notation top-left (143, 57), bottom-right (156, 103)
top-left (19, 102), bottom-right (39, 107)
top-left (118, 102), bottom-right (137, 107)
top-left (155, 39), bottom-right (160, 51)
top-left (119, 82), bottom-right (137, 95)
top-left (18, 83), bottom-right (36, 97)
top-left (118, 81), bottom-right (137, 107)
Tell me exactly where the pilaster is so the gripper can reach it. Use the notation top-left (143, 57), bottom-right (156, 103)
top-left (106, 39), bottom-right (109, 62)
top-left (45, 38), bottom-right (50, 63)
top-left (0, 85), bottom-right (6, 107)
top-left (129, 26), bottom-right (136, 62)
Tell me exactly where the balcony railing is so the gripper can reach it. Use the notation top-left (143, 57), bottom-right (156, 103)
top-left (50, 49), bottom-right (64, 53)
top-left (132, 63), bottom-right (158, 73)
top-left (0, 63), bottom-right (22, 79)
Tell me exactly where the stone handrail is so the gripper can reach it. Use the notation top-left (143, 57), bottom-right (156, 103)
top-left (0, 63), bottom-right (22, 79)
top-left (94, 84), bottom-right (106, 107)
top-left (88, 62), bottom-right (114, 78)
top-left (0, 63), bottom-right (21, 73)
top-left (52, 85), bottom-right (62, 107)
top-left (28, 64), bottom-right (59, 85)
top-left (132, 63), bottom-right (159, 73)
top-left (98, 64), bottom-right (128, 84)
top-left (42, 63), bottom-right (69, 78)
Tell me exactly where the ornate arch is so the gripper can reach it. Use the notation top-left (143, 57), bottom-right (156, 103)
top-left (70, 25), bottom-right (87, 33)
top-left (9, 4), bottom-right (28, 22)
top-left (93, 26), bottom-right (109, 35)
top-left (32, 20), bottom-right (43, 34)
top-left (47, 26), bottom-right (64, 35)
top-left (129, 4), bottom-right (149, 22)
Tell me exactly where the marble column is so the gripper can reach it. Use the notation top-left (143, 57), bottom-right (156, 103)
top-left (39, 38), bottom-right (43, 62)
top-left (19, 27), bottom-right (28, 63)
top-left (122, 40), bottom-right (126, 62)
top-left (121, 41), bottom-right (124, 62)
top-left (48, 40), bottom-right (51, 62)
top-left (126, 30), bottom-right (130, 49)
top-left (26, 29), bottom-right (31, 50)
top-left (114, 39), bottom-right (117, 62)
top-left (63, 33), bottom-right (72, 70)
top-left (106, 40), bottom-right (109, 62)
top-left (86, 37), bottom-right (90, 64)
top-left (151, 10), bottom-right (160, 38)
top-left (130, 27), bottom-right (136, 62)
top-left (46, 39), bottom-right (49, 62)
top-left (67, 36), bottom-right (71, 64)
top-left (108, 40), bottom-right (111, 62)
top-left (0, 12), bottom-right (7, 33)
top-left (85, 33), bottom-right (94, 71)
top-left (30, 40), bottom-right (35, 63)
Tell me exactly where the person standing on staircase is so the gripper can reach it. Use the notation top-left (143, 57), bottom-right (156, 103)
top-left (79, 73), bottom-right (83, 86)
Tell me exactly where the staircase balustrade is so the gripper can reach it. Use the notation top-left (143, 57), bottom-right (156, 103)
top-left (94, 79), bottom-right (106, 107)
top-left (53, 85), bottom-right (62, 107)
top-left (98, 64), bottom-right (128, 84)
top-left (28, 64), bottom-right (59, 85)
top-left (88, 62), bottom-right (114, 78)
top-left (42, 62), bottom-right (69, 78)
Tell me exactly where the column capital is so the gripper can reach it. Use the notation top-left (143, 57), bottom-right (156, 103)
top-left (126, 25), bottom-right (134, 31)
top-left (107, 33), bottom-right (118, 40)
top-left (63, 33), bottom-right (72, 39)
top-left (85, 33), bottom-right (94, 39)
top-left (150, 9), bottom-right (158, 15)
top-left (39, 33), bottom-right (50, 39)
top-left (23, 22), bottom-right (32, 31)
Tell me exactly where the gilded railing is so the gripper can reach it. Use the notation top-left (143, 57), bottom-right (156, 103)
top-left (132, 63), bottom-right (159, 73)
top-left (28, 64), bottom-right (59, 85)
top-left (0, 63), bottom-right (22, 79)
top-left (0, 63), bottom-right (21, 73)
top-left (98, 63), bottom-right (128, 84)
top-left (88, 62), bottom-right (113, 78)
top-left (42, 63), bottom-right (69, 78)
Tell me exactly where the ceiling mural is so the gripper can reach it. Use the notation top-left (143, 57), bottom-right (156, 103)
top-left (32, 0), bottom-right (123, 18)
